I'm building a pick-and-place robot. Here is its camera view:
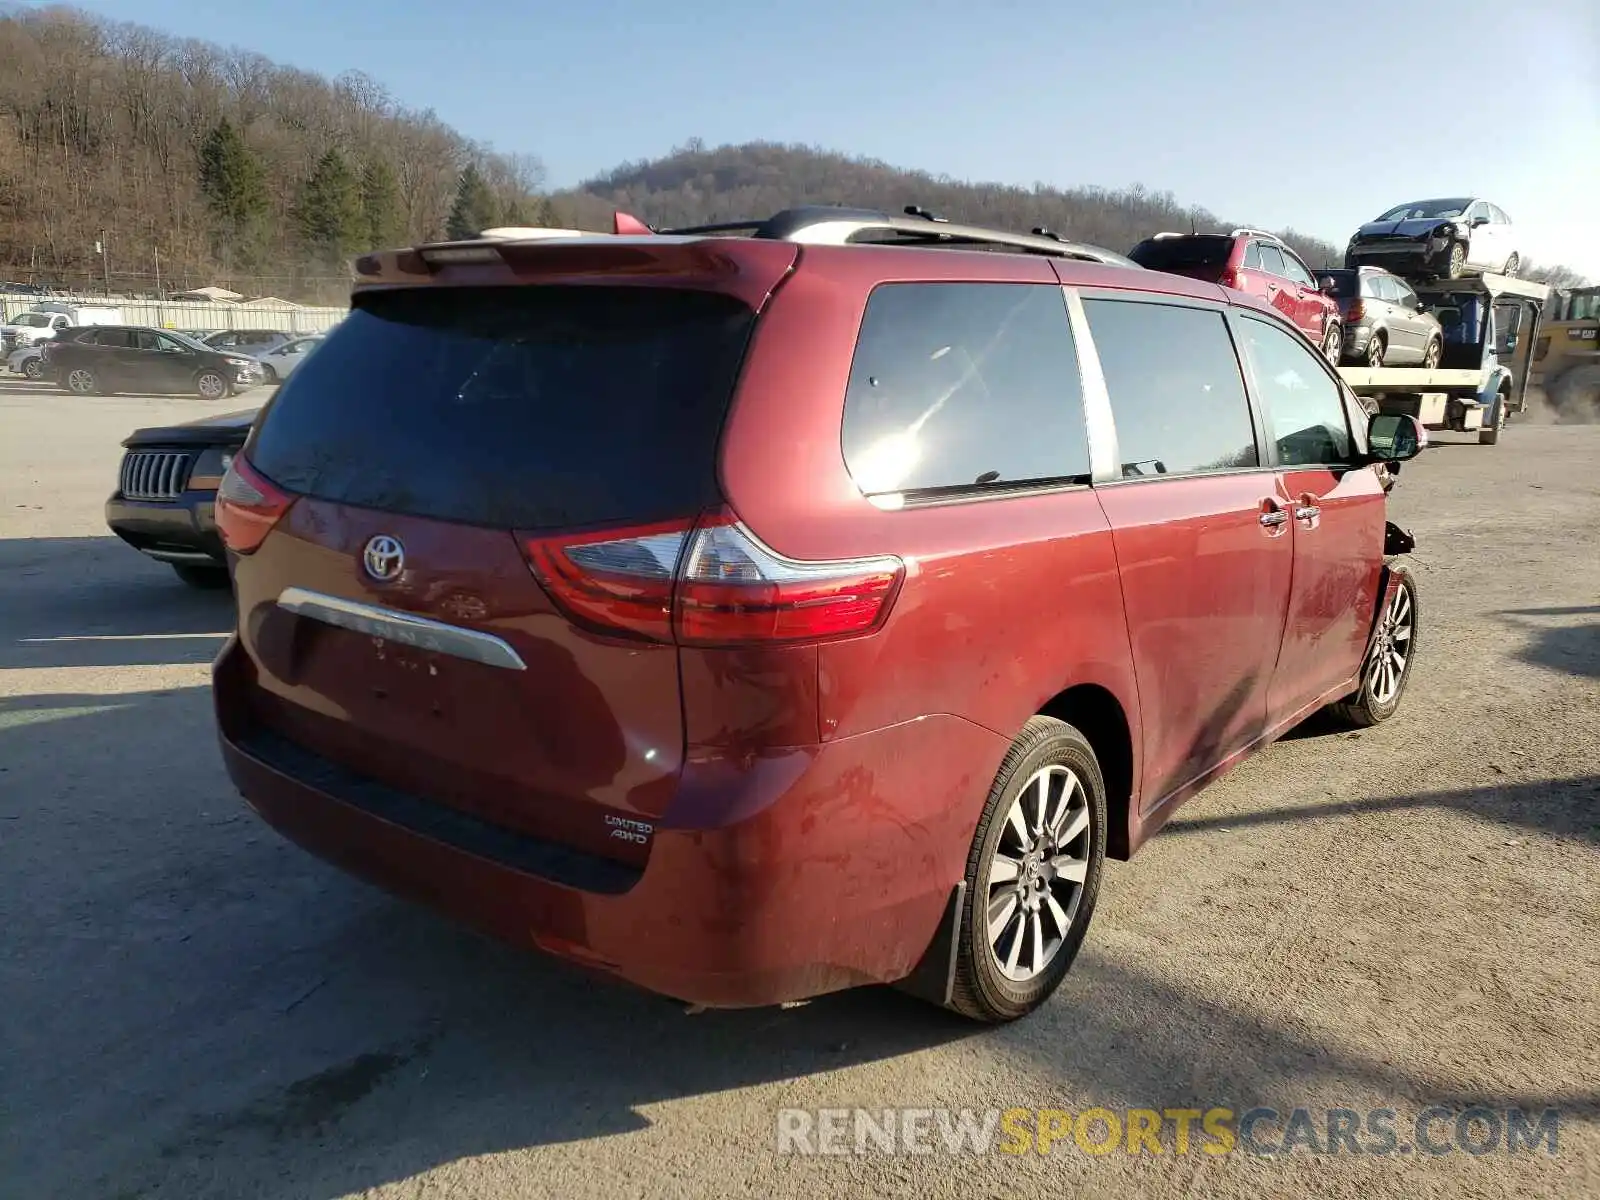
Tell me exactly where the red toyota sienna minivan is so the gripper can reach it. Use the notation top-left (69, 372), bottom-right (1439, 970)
top-left (213, 207), bottom-right (1425, 1023)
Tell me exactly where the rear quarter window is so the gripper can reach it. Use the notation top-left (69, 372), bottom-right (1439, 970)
top-left (840, 282), bottom-right (1089, 498)
top-left (246, 286), bottom-right (757, 531)
top-left (1128, 236), bottom-right (1235, 273)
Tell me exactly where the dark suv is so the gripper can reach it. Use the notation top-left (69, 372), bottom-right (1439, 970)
top-left (1129, 229), bottom-right (1343, 363)
top-left (212, 207), bottom-right (1424, 1023)
top-left (47, 326), bottom-right (262, 399)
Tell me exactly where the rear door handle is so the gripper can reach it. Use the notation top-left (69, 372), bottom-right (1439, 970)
top-left (1295, 505), bottom-right (1320, 521)
top-left (1260, 510), bottom-right (1288, 527)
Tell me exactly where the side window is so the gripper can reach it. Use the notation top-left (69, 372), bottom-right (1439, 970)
top-left (1256, 244), bottom-right (1288, 276)
top-left (841, 283), bottom-right (1089, 496)
top-left (1279, 252), bottom-right (1315, 287)
top-left (154, 334), bottom-right (187, 354)
top-left (1392, 280), bottom-right (1418, 309)
top-left (1082, 299), bottom-right (1259, 477)
top-left (1242, 242), bottom-right (1264, 270)
top-left (1493, 205), bottom-right (1511, 224)
top-left (1467, 201), bottom-right (1489, 224)
top-left (1372, 276), bottom-right (1401, 303)
top-left (92, 329), bottom-right (132, 348)
top-left (134, 330), bottom-right (164, 351)
top-left (1238, 316), bottom-right (1352, 466)
top-left (1360, 273), bottom-right (1382, 299)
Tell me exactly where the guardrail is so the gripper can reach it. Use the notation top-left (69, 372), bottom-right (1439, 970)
top-left (0, 291), bottom-right (348, 333)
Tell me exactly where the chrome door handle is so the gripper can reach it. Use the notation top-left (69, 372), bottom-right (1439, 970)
top-left (1259, 510), bottom-right (1289, 527)
top-left (1295, 505), bottom-right (1320, 520)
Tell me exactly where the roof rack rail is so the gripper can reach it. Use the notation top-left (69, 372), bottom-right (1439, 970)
top-left (1229, 227), bottom-right (1281, 241)
top-left (657, 205), bottom-right (1136, 266)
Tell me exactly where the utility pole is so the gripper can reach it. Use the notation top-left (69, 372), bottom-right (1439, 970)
top-left (154, 245), bottom-right (162, 299)
top-left (97, 232), bottom-right (110, 295)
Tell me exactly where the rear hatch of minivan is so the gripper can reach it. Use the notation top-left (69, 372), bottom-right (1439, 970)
top-left (221, 244), bottom-right (795, 870)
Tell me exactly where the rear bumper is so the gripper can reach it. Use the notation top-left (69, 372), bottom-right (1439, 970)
top-left (213, 635), bottom-right (1005, 1007)
top-left (105, 491), bottom-right (225, 566)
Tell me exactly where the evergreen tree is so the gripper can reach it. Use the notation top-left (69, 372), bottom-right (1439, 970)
top-left (293, 148), bottom-right (364, 264)
top-left (197, 118), bottom-right (268, 248)
top-left (359, 157), bottom-right (404, 248)
top-left (446, 163), bottom-right (498, 239)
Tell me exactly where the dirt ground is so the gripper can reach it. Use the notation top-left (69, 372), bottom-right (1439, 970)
top-left (2, 382), bottom-right (1596, 1199)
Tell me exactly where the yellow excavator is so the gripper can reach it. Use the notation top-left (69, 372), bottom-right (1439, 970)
top-left (1530, 285), bottom-right (1600, 418)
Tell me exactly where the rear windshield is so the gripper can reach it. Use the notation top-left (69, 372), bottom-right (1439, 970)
top-left (1128, 235), bottom-right (1234, 271)
top-left (246, 286), bottom-right (756, 531)
top-left (1318, 270), bottom-right (1359, 298)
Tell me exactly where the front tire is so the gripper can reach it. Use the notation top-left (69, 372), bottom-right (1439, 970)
top-left (171, 563), bottom-right (230, 589)
top-left (1478, 389), bottom-right (1509, 444)
top-left (1445, 242), bottom-right (1467, 280)
top-left (22, 357), bottom-right (44, 380)
top-left (64, 367), bottom-right (99, 395)
top-left (1328, 566), bottom-right (1417, 728)
top-left (1422, 336), bottom-right (1442, 370)
top-left (948, 716), bottom-right (1106, 1023)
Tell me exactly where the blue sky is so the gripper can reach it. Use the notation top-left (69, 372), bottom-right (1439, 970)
top-left (53, 0), bottom-right (1600, 275)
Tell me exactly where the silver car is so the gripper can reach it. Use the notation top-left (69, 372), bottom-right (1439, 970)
top-left (1320, 267), bottom-right (1445, 368)
top-left (249, 335), bottom-right (324, 383)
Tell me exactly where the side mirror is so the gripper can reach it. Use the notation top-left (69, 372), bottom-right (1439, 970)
top-left (1368, 412), bottom-right (1427, 462)
top-left (1469, 215), bottom-right (1490, 228)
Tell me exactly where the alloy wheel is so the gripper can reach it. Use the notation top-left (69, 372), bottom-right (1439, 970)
top-left (197, 373), bottom-right (226, 400)
top-left (1366, 584), bottom-right (1414, 706)
top-left (1423, 339), bottom-right (1441, 369)
top-left (1366, 336), bottom-right (1385, 367)
top-left (1322, 325), bottom-right (1341, 364)
top-left (66, 368), bottom-right (94, 394)
top-left (986, 764), bottom-right (1092, 983)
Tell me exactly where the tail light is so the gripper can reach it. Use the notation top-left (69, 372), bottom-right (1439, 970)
top-left (1346, 301), bottom-right (1366, 323)
top-left (216, 454), bottom-right (294, 553)
top-left (1216, 269), bottom-right (1238, 291)
top-left (521, 508), bottom-right (904, 647)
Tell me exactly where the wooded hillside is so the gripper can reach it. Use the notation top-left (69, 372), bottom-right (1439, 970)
top-left (557, 138), bottom-right (1350, 267)
top-left (0, 5), bottom-right (553, 303)
top-left (1, 7), bottom-right (1585, 304)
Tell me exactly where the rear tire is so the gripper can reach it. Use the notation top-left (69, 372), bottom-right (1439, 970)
top-left (1320, 322), bottom-right (1342, 365)
top-left (22, 357), bottom-right (44, 380)
top-left (172, 563), bottom-right (230, 589)
top-left (64, 367), bottom-right (99, 395)
top-left (195, 370), bottom-right (230, 400)
top-left (1328, 566), bottom-right (1417, 728)
top-left (1365, 333), bottom-right (1387, 367)
top-left (1446, 242), bottom-right (1467, 280)
top-left (947, 716), bottom-right (1106, 1023)
top-left (1422, 336), bottom-right (1442, 370)
top-left (1501, 253), bottom-right (1520, 277)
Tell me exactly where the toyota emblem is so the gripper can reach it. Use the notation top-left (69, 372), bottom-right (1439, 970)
top-left (362, 534), bottom-right (405, 582)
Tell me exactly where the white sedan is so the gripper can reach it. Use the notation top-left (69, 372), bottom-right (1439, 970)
top-left (250, 335), bottom-right (325, 383)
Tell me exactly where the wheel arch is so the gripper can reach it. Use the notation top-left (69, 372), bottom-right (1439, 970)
top-left (1037, 682), bottom-right (1137, 861)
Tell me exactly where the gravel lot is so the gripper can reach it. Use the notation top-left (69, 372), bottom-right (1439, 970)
top-left (3, 382), bottom-right (1597, 1199)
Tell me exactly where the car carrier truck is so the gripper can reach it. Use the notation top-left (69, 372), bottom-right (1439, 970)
top-left (1334, 272), bottom-right (1548, 445)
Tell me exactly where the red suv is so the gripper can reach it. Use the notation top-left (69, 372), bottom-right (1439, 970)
top-left (1130, 229), bottom-right (1344, 364)
top-left (212, 207), bottom-right (1424, 1023)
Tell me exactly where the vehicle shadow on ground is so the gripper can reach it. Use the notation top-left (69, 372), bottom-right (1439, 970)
top-left (8, 687), bottom-right (1595, 1200)
top-left (1497, 604), bottom-right (1600, 682)
top-left (1161, 773), bottom-right (1600, 848)
top-left (0, 536), bottom-right (232, 668)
